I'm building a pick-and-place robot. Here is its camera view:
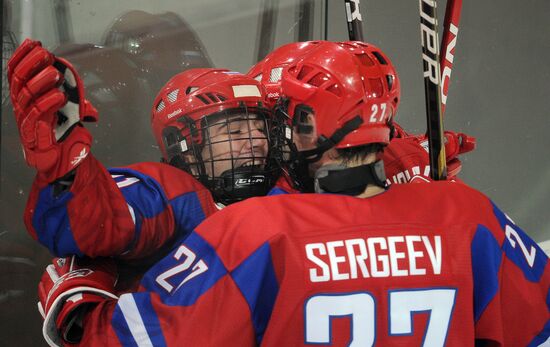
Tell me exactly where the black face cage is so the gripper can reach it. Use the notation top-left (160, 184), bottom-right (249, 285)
top-left (162, 104), bottom-right (281, 205)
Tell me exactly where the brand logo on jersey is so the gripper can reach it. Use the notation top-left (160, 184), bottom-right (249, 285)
top-left (70, 148), bottom-right (88, 167)
top-left (167, 108), bottom-right (183, 119)
top-left (235, 175), bottom-right (266, 186)
top-left (386, 165), bottom-right (430, 185)
top-left (419, 0), bottom-right (440, 85)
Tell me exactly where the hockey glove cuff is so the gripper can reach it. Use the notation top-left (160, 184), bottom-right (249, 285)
top-left (38, 256), bottom-right (118, 347)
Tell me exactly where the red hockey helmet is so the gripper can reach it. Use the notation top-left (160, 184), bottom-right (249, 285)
top-left (151, 68), bottom-right (278, 204)
top-left (247, 41), bottom-right (322, 107)
top-left (281, 40), bottom-right (400, 151)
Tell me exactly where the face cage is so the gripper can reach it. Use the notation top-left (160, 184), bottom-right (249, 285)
top-left (165, 105), bottom-right (281, 205)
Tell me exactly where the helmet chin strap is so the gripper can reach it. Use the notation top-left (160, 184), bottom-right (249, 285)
top-left (314, 160), bottom-right (388, 195)
top-left (284, 115), bottom-right (364, 192)
top-left (299, 115), bottom-right (364, 163)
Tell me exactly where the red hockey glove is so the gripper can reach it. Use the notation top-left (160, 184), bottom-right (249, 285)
top-left (38, 256), bottom-right (118, 347)
top-left (8, 39), bottom-right (98, 183)
top-left (442, 131), bottom-right (476, 177)
top-left (384, 130), bottom-right (476, 183)
top-left (414, 130), bottom-right (476, 178)
top-left (391, 122), bottom-right (410, 139)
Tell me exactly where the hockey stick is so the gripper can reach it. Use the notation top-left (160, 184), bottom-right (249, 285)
top-left (344, 0), bottom-right (364, 41)
top-left (255, 0), bottom-right (280, 62)
top-left (440, 0), bottom-right (463, 116)
top-left (296, 0), bottom-right (315, 41)
top-left (53, 0), bottom-right (74, 44)
top-left (419, 0), bottom-right (446, 180)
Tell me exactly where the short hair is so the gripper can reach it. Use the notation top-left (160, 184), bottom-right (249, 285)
top-left (336, 143), bottom-right (385, 165)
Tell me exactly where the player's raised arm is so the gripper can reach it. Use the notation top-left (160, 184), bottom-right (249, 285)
top-left (7, 39), bottom-right (135, 257)
top-left (8, 40), bottom-right (216, 259)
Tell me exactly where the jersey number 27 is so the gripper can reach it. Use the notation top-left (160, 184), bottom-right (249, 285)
top-left (305, 288), bottom-right (456, 346)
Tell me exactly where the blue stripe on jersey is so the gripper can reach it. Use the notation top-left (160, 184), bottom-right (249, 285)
top-left (527, 320), bottom-right (550, 347)
top-left (491, 201), bottom-right (548, 282)
top-left (109, 168), bottom-right (170, 218)
top-left (267, 187), bottom-right (291, 196)
top-left (113, 293), bottom-right (168, 347)
top-left (170, 191), bottom-right (207, 236)
top-left (33, 186), bottom-right (83, 257)
top-left (231, 242), bottom-right (279, 344)
top-left (140, 232), bottom-right (227, 306)
top-left (109, 168), bottom-right (207, 247)
top-left (112, 303), bottom-right (140, 347)
top-left (133, 293), bottom-right (168, 347)
top-left (471, 224), bottom-right (502, 322)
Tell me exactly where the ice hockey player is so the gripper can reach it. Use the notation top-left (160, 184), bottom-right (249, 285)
top-left (7, 39), bottom-right (278, 266)
top-left (36, 41), bottom-right (549, 346)
top-left (248, 40), bottom-right (476, 191)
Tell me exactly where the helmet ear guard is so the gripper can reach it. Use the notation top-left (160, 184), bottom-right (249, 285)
top-left (161, 123), bottom-right (205, 178)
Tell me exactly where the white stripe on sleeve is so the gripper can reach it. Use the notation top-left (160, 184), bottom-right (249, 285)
top-left (117, 294), bottom-right (154, 347)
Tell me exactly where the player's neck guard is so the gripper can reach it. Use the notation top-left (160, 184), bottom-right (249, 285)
top-left (314, 160), bottom-right (387, 195)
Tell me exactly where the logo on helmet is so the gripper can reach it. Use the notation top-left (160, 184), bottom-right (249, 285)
top-left (167, 108), bottom-right (183, 119)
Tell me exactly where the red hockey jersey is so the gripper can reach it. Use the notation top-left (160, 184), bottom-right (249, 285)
top-left (79, 182), bottom-right (549, 346)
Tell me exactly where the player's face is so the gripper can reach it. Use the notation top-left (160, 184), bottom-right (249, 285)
top-left (202, 114), bottom-right (268, 177)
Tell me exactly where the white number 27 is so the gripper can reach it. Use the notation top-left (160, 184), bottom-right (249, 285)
top-left (305, 288), bottom-right (456, 346)
top-left (155, 245), bottom-right (208, 294)
top-left (369, 103), bottom-right (387, 123)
